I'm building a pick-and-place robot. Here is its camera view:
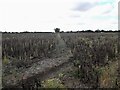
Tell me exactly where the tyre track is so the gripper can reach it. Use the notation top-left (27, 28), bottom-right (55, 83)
top-left (3, 54), bottom-right (73, 88)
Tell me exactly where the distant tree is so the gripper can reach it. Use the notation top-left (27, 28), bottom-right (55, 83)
top-left (108, 30), bottom-right (113, 32)
top-left (54, 28), bottom-right (60, 33)
top-left (77, 31), bottom-right (80, 33)
top-left (101, 30), bottom-right (105, 32)
top-left (23, 31), bottom-right (29, 33)
top-left (86, 30), bottom-right (93, 32)
top-left (66, 31), bottom-right (70, 33)
top-left (60, 31), bottom-right (64, 33)
top-left (95, 29), bottom-right (100, 32)
top-left (81, 30), bottom-right (85, 32)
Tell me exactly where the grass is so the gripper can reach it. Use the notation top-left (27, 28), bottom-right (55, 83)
top-left (99, 60), bottom-right (118, 88)
top-left (3, 56), bottom-right (9, 65)
top-left (41, 78), bottom-right (66, 88)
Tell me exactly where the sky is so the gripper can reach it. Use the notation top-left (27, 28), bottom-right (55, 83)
top-left (0, 0), bottom-right (119, 32)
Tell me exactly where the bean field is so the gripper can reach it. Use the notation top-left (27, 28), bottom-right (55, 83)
top-left (2, 32), bottom-right (120, 89)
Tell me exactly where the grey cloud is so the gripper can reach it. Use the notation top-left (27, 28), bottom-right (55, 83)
top-left (112, 22), bottom-right (117, 24)
top-left (77, 22), bottom-right (85, 25)
top-left (73, 2), bottom-right (96, 12)
top-left (103, 10), bottom-right (111, 14)
top-left (70, 15), bottom-right (81, 18)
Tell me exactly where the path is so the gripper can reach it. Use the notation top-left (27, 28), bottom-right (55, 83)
top-left (3, 33), bottom-right (73, 88)
top-left (4, 52), bottom-right (73, 88)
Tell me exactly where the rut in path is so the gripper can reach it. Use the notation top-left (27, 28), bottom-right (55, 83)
top-left (18, 56), bottom-right (73, 88)
top-left (3, 33), bottom-right (73, 88)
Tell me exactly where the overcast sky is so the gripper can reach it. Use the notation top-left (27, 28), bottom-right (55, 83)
top-left (0, 0), bottom-right (119, 32)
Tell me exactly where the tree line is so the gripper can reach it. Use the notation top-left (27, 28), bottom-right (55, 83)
top-left (2, 29), bottom-right (120, 34)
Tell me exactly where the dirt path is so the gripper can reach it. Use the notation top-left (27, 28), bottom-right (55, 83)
top-left (3, 33), bottom-right (74, 88)
top-left (20, 57), bottom-right (74, 87)
top-left (3, 54), bottom-right (73, 88)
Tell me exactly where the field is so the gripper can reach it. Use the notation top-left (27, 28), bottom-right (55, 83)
top-left (2, 32), bottom-right (120, 89)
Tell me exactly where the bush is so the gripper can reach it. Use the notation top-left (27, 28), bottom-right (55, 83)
top-left (41, 78), bottom-right (66, 88)
top-left (72, 36), bottom-right (118, 88)
top-left (99, 61), bottom-right (118, 88)
top-left (3, 56), bottom-right (9, 65)
top-left (54, 28), bottom-right (60, 33)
